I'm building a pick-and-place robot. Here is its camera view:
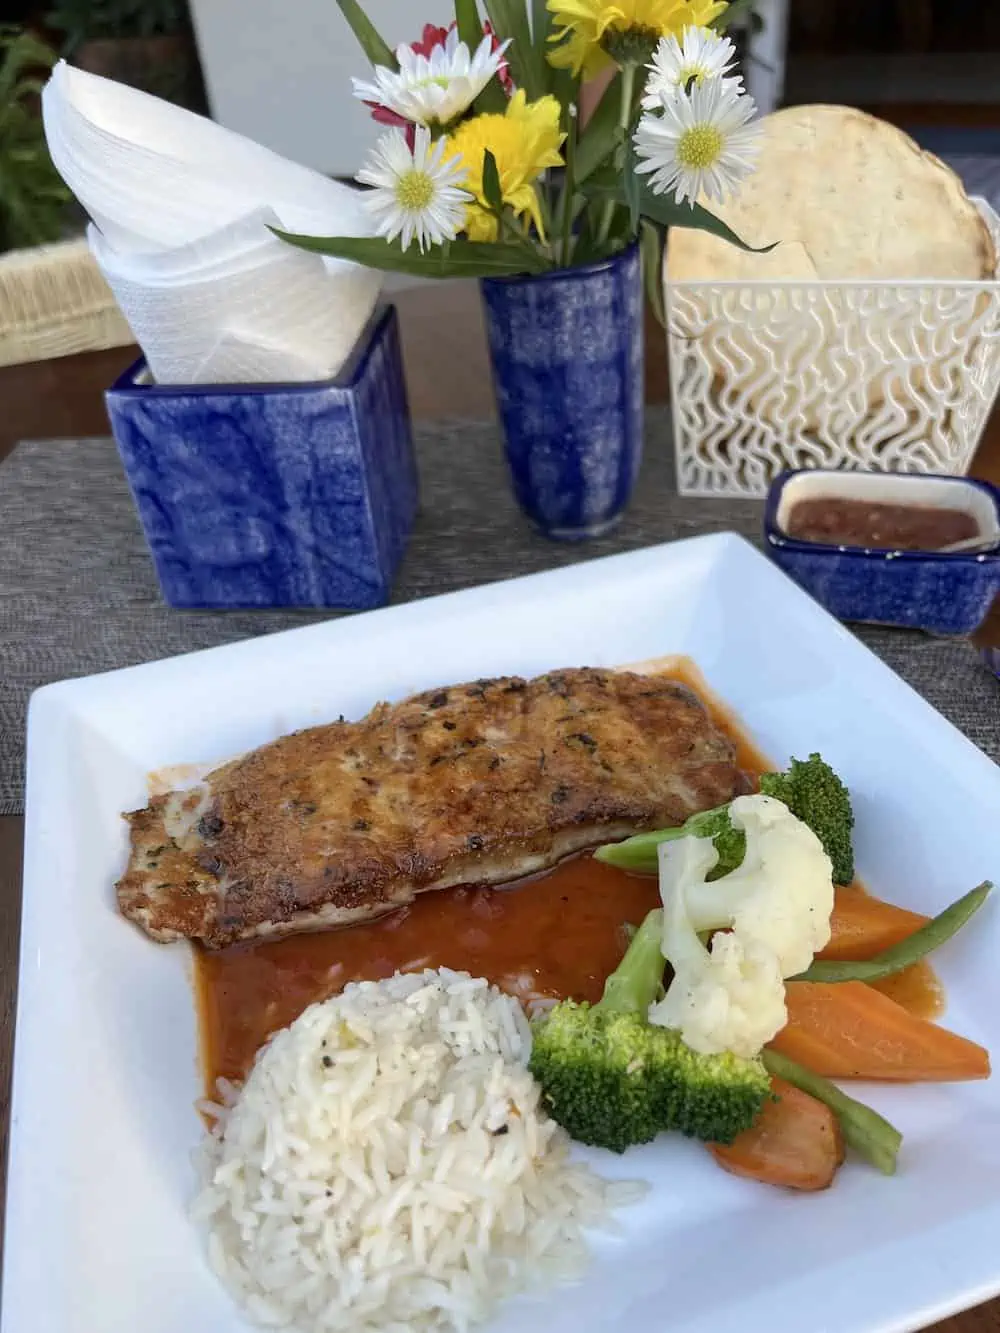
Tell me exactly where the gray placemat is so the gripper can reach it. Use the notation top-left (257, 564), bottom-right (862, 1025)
top-left (1, 408), bottom-right (997, 813)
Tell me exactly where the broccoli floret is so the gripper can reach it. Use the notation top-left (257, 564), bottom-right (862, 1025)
top-left (594, 803), bottom-right (744, 880)
top-left (677, 805), bottom-right (747, 879)
top-left (595, 752), bottom-right (854, 886)
top-left (759, 753), bottom-right (854, 885)
top-left (528, 910), bottom-right (771, 1153)
top-left (529, 1006), bottom-right (665, 1152)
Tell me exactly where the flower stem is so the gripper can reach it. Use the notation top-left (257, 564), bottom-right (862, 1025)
top-left (595, 61), bottom-right (637, 249)
top-left (620, 62), bottom-right (637, 131)
top-left (536, 180), bottom-right (555, 255)
top-left (558, 104), bottom-right (578, 268)
top-left (498, 208), bottom-right (544, 266)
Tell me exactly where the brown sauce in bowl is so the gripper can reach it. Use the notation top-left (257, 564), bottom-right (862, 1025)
top-left (785, 497), bottom-right (979, 551)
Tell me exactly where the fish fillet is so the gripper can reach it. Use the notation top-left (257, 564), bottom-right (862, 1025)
top-left (117, 667), bottom-right (743, 948)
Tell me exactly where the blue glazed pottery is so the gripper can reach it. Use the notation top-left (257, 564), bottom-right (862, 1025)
top-left (105, 303), bottom-right (417, 610)
top-left (480, 242), bottom-right (644, 540)
top-left (765, 469), bottom-right (1000, 635)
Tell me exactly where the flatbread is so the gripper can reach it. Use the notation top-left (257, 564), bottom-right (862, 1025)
top-left (664, 105), bottom-right (996, 450)
top-left (666, 104), bottom-right (995, 282)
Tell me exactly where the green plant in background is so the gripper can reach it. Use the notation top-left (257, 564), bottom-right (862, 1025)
top-left (0, 26), bottom-right (71, 253)
top-left (46, 0), bottom-right (186, 57)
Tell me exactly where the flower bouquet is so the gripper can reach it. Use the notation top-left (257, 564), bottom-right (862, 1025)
top-left (279, 0), bottom-right (762, 538)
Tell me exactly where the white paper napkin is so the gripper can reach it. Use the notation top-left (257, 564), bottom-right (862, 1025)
top-left (43, 61), bottom-right (382, 383)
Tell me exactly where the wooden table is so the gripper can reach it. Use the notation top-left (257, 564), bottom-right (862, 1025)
top-left (0, 281), bottom-right (997, 1331)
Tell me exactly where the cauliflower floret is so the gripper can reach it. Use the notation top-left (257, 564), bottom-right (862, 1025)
top-left (648, 835), bottom-right (787, 1057)
top-left (649, 794), bottom-right (836, 1059)
top-left (650, 930), bottom-right (787, 1059)
top-left (681, 793), bottom-right (835, 978)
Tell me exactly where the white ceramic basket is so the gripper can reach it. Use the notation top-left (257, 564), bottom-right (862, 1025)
top-left (665, 197), bottom-right (1000, 497)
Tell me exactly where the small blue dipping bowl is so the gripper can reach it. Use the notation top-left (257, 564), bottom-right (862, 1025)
top-left (764, 470), bottom-right (1000, 635)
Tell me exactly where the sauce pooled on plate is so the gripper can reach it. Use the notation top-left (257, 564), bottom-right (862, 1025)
top-left (194, 659), bottom-right (942, 1094)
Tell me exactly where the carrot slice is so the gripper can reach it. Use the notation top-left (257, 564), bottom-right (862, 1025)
top-left (770, 981), bottom-right (991, 1082)
top-left (821, 885), bottom-right (930, 961)
top-left (709, 1077), bottom-right (844, 1191)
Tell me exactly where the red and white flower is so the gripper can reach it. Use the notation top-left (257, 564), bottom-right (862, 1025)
top-left (354, 24), bottom-right (512, 130)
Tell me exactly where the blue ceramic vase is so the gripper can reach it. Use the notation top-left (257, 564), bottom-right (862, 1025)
top-left (480, 242), bottom-right (644, 540)
top-left (105, 304), bottom-right (417, 611)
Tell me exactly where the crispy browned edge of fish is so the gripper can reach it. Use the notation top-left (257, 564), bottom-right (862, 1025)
top-left (115, 658), bottom-right (744, 948)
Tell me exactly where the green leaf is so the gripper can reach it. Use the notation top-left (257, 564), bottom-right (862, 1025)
top-left (455, 0), bottom-right (482, 51)
top-left (481, 149), bottom-right (504, 213)
top-left (638, 183), bottom-right (773, 252)
top-left (570, 204), bottom-right (606, 266)
top-left (473, 77), bottom-right (509, 115)
top-left (466, 0), bottom-right (509, 120)
top-left (712, 0), bottom-right (758, 30)
top-left (551, 67), bottom-right (578, 117)
top-left (482, 0), bottom-right (544, 100)
top-left (271, 228), bottom-right (547, 277)
top-left (0, 27), bottom-right (70, 250)
top-left (530, 0), bottom-right (555, 95)
top-left (578, 160), bottom-right (620, 194)
top-left (584, 172), bottom-right (772, 254)
top-left (640, 219), bottom-right (665, 327)
top-left (335, 0), bottom-right (398, 70)
top-left (0, 26), bottom-right (56, 106)
top-left (574, 71), bottom-right (622, 183)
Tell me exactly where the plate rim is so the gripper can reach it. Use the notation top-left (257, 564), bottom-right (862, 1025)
top-left (7, 529), bottom-right (1000, 1333)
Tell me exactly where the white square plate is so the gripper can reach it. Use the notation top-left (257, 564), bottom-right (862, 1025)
top-left (6, 532), bottom-right (1000, 1333)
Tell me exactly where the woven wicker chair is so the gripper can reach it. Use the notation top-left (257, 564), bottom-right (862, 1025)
top-left (0, 236), bottom-right (133, 369)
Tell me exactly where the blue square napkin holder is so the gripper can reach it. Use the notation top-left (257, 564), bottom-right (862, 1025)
top-left (105, 303), bottom-right (417, 610)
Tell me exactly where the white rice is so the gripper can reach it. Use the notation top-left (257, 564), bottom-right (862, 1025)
top-left (193, 969), bottom-right (643, 1332)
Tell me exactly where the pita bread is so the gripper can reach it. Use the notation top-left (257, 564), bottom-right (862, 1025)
top-left (666, 104), bottom-right (995, 282)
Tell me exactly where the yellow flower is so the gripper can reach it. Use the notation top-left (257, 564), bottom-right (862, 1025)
top-left (547, 0), bottom-right (728, 78)
top-left (444, 90), bottom-right (565, 242)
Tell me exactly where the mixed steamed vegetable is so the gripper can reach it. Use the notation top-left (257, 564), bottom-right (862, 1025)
top-left (528, 909), bottom-right (772, 1153)
top-left (530, 754), bottom-right (992, 1191)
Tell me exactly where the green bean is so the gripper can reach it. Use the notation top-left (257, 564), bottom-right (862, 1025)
top-left (762, 1050), bottom-right (902, 1176)
top-left (794, 882), bottom-right (992, 984)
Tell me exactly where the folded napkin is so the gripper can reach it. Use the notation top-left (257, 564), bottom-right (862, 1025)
top-left (43, 61), bottom-right (382, 384)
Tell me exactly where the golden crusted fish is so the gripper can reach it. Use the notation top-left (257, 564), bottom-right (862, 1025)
top-left (117, 667), bottom-right (742, 948)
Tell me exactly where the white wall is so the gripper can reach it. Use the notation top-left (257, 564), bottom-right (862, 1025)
top-left (743, 0), bottom-right (789, 116)
top-left (188, 0), bottom-right (454, 178)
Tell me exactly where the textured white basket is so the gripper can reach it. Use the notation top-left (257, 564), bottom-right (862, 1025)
top-left (665, 197), bottom-right (1000, 497)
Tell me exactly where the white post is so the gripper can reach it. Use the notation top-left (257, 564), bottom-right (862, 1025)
top-left (743, 0), bottom-right (790, 116)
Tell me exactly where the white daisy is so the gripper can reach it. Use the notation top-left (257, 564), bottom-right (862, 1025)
top-left (356, 126), bottom-right (471, 253)
top-left (641, 27), bottom-right (742, 110)
top-left (633, 78), bottom-right (759, 207)
top-left (352, 27), bottom-right (510, 128)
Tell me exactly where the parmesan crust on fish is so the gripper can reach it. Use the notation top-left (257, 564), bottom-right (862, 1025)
top-left (116, 667), bottom-right (743, 948)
